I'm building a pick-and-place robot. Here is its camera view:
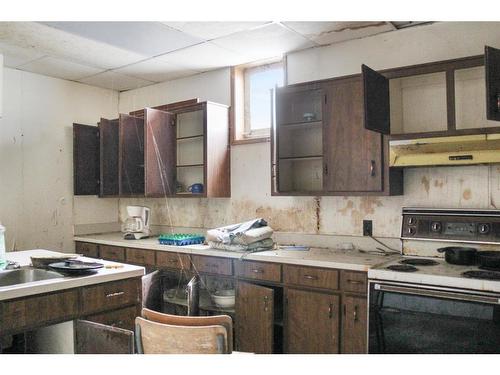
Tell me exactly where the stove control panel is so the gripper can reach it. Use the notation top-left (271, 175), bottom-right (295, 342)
top-left (402, 208), bottom-right (500, 244)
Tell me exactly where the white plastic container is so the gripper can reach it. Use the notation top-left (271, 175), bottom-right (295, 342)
top-left (0, 222), bottom-right (6, 266)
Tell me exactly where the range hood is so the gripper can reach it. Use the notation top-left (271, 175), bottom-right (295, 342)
top-left (389, 133), bottom-right (500, 167)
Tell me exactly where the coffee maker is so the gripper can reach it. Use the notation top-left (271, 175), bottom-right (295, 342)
top-left (121, 206), bottom-right (151, 240)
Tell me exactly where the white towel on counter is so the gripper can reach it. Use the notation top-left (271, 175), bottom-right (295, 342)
top-left (206, 218), bottom-right (273, 245)
top-left (208, 238), bottom-right (274, 253)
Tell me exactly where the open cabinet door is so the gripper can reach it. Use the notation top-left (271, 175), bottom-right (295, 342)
top-left (235, 281), bottom-right (274, 353)
top-left (99, 118), bottom-right (119, 196)
top-left (73, 123), bottom-right (99, 195)
top-left (485, 46), bottom-right (500, 121)
top-left (119, 114), bottom-right (145, 196)
top-left (144, 108), bottom-right (176, 197)
top-left (362, 64), bottom-right (390, 134)
top-left (75, 320), bottom-right (134, 354)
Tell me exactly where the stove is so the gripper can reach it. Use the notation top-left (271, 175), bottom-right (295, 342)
top-left (368, 208), bottom-right (500, 354)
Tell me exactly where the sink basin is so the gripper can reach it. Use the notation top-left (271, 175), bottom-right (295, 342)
top-left (0, 268), bottom-right (63, 287)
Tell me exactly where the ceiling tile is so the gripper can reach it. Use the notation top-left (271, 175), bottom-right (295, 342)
top-left (0, 22), bottom-right (147, 69)
top-left (19, 56), bottom-right (104, 81)
top-left (0, 41), bottom-right (45, 67)
top-left (163, 21), bottom-right (271, 40)
top-left (42, 22), bottom-right (204, 56)
top-left (156, 42), bottom-right (248, 71)
top-left (211, 23), bottom-right (315, 62)
top-left (283, 21), bottom-right (394, 45)
top-left (79, 71), bottom-right (154, 91)
top-left (114, 58), bottom-right (199, 83)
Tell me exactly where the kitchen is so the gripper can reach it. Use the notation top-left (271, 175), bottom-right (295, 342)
top-left (1, 0), bottom-right (500, 371)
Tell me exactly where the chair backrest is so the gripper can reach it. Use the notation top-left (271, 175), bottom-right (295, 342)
top-left (135, 317), bottom-right (228, 354)
top-left (142, 308), bottom-right (233, 353)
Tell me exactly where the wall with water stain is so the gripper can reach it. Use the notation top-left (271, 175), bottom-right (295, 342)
top-left (118, 22), bottom-right (500, 239)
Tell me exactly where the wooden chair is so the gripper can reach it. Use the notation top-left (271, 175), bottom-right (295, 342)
top-left (135, 317), bottom-right (228, 354)
top-left (141, 308), bottom-right (233, 353)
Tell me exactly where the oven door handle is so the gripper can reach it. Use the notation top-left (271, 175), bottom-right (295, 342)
top-left (374, 283), bottom-right (500, 305)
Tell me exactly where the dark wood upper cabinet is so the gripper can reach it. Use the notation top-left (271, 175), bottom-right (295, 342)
top-left (144, 108), bottom-right (176, 197)
top-left (235, 281), bottom-right (275, 354)
top-left (73, 123), bottom-right (99, 195)
top-left (485, 45), bottom-right (500, 121)
top-left (119, 114), bottom-right (145, 196)
top-left (99, 118), bottom-right (119, 196)
top-left (362, 64), bottom-right (390, 135)
top-left (324, 78), bottom-right (383, 192)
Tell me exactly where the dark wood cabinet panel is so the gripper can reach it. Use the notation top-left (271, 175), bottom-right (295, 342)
top-left (191, 255), bottom-right (233, 276)
top-left (99, 245), bottom-right (125, 262)
top-left (485, 45), bottom-right (500, 121)
top-left (125, 248), bottom-right (156, 266)
top-left (119, 114), bottom-right (145, 196)
top-left (99, 118), bottom-right (120, 196)
top-left (342, 295), bottom-right (368, 353)
top-left (156, 252), bottom-right (191, 270)
top-left (81, 278), bottom-right (141, 315)
top-left (144, 108), bottom-right (176, 197)
top-left (324, 78), bottom-right (383, 192)
top-left (285, 288), bottom-right (339, 354)
top-left (362, 64), bottom-right (390, 135)
top-left (75, 319), bottom-right (134, 354)
top-left (340, 271), bottom-right (368, 294)
top-left (73, 123), bottom-right (99, 195)
top-left (84, 305), bottom-right (137, 331)
top-left (283, 264), bottom-right (339, 290)
top-left (75, 241), bottom-right (99, 258)
top-left (235, 260), bottom-right (282, 283)
top-left (235, 281), bottom-right (274, 354)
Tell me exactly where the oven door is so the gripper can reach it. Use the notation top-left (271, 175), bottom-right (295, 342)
top-left (368, 281), bottom-right (500, 354)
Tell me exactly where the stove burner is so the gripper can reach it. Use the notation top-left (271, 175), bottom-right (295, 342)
top-left (462, 270), bottom-right (500, 280)
top-left (387, 264), bottom-right (418, 272)
top-left (400, 258), bottom-right (439, 266)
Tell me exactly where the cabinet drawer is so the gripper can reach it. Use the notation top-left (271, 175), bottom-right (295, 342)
top-left (85, 305), bottom-right (137, 331)
top-left (81, 278), bottom-right (140, 315)
top-left (283, 265), bottom-right (339, 290)
top-left (100, 245), bottom-right (125, 261)
top-left (191, 255), bottom-right (233, 276)
top-left (235, 261), bottom-right (281, 282)
top-left (0, 290), bottom-right (79, 333)
top-left (340, 271), bottom-right (368, 294)
top-left (156, 252), bottom-right (191, 270)
top-left (125, 248), bottom-right (155, 266)
top-left (75, 241), bottom-right (99, 258)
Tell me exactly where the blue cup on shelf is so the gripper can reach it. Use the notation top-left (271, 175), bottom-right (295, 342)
top-left (188, 183), bottom-right (204, 194)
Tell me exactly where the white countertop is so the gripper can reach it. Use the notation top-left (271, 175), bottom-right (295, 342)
top-left (369, 256), bottom-right (500, 293)
top-left (74, 232), bottom-right (398, 272)
top-left (1, 249), bottom-right (145, 301)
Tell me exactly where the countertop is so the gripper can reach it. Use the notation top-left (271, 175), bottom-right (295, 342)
top-left (74, 232), bottom-right (399, 272)
top-left (1, 249), bottom-right (145, 301)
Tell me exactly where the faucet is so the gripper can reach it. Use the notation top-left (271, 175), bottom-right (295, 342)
top-left (4, 261), bottom-right (20, 270)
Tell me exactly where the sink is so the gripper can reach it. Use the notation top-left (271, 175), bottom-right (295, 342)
top-left (0, 268), bottom-right (63, 287)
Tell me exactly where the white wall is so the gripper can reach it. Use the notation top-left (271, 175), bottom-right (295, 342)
top-left (116, 22), bottom-right (500, 239)
top-left (0, 67), bottom-right (119, 252)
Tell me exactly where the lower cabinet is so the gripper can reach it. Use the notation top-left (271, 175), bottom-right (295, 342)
top-left (85, 305), bottom-right (138, 331)
top-left (285, 288), bottom-right (340, 354)
top-left (235, 281), bottom-right (276, 354)
top-left (341, 295), bottom-right (368, 353)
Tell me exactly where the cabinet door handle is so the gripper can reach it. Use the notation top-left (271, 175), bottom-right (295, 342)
top-left (106, 291), bottom-right (125, 298)
top-left (304, 274), bottom-right (318, 280)
top-left (264, 295), bottom-right (269, 312)
top-left (354, 305), bottom-right (359, 322)
top-left (252, 268), bottom-right (264, 274)
top-left (370, 160), bottom-right (376, 177)
top-left (324, 164), bottom-right (328, 175)
top-left (347, 279), bottom-right (364, 285)
top-left (168, 259), bottom-right (178, 263)
top-left (328, 303), bottom-right (334, 319)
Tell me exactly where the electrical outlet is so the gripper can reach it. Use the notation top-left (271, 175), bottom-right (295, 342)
top-left (363, 220), bottom-right (373, 236)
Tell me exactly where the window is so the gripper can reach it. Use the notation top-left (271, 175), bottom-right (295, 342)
top-left (231, 60), bottom-right (284, 144)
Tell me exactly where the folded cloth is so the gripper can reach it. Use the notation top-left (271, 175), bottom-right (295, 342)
top-left (207, 218), bottom-right (270, 245)
top-left (208, 238), bottom-right (274, 253)
top-left (207, 225), bottom-right (273, 245)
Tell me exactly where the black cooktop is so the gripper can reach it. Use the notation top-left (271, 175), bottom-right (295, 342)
top-left (387, 264), bottom-right (418, 272)
top-left (400, 258), bottom-right (439, 266)
top-left (462, 270), bottom-right (500, 280)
